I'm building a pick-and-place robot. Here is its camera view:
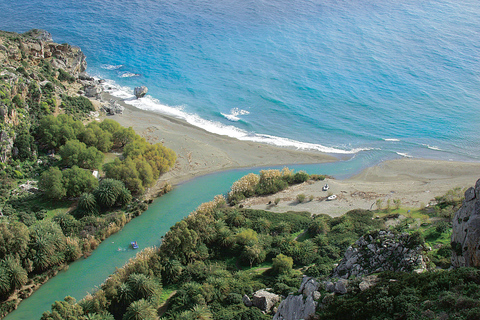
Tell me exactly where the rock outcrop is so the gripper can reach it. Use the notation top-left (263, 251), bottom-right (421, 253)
top-left (251, 289), bottom-right (280, 313)
top-left (103, 99), bottom-right (124, 115)
top-left (332, 230), bottom-right (427, 279)
top-left (451, 179), bottom-right (480, 267)
top-left (273, 276), bottom-right (320, 320)
top-left (134, 86), bottom-right (148, 98)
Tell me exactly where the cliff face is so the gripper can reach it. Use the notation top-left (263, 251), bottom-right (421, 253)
top-left (451, 179), bottom-right (480, 267)
top-left (0, 29), bottom-right (90, 162)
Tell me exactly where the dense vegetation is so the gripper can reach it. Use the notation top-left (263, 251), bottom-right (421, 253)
top-left (39, 172), bottom-right (470, 320)
top-left (318, 268), bottom-right (480, 320)
top-left (0, 30), bottom-right (177, 317)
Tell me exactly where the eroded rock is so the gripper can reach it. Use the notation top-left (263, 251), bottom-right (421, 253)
top-left (452, 179), bottom-right (480, 267)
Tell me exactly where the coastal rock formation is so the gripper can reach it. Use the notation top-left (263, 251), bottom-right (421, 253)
top-left (103, 99), bottom-right (124, 115)
top-left (250, 289), bottom-right (280, 313)
top-left (451, 179), bottom-right (480, 267)
top-left (332, 230), bottom-right (427, 279)
top-left (134, 86), bottom-right (148, 98)
top-left (84, 83), bottom-right (103, 98)
top-left (273, 276), bottom-right (320, 320)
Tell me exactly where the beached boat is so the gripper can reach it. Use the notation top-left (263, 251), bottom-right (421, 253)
top-left (131, 241), bottom-right (138, 249)
top-left (322, 184), bottom-right (329, 191)
top-left (327, 194), bottom-right (337, 201)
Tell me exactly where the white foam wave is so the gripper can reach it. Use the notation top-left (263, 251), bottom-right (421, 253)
top-left (221, 108), bottom-right (250, 121)
top-left (101, 64), bottom-right (123, 70)
top-left (384, 138), bottom-right (400, 142)
top-left (119, 72), bottom-right (140, 78)
top-left (102, 80), bottom-right (368, 155)
top-left (396, 152), bottom-right (413, 158)
top-left (423, 144), bottom-right (443, 151)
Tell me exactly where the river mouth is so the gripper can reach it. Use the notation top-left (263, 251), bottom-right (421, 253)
top-left (3, 152), bottom-right (392, 320)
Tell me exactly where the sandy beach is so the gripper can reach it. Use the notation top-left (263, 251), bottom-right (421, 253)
top-left (101, 93), bottom-right (336, 190)
top-left (242, 159), bottom-right (480, 217)
top-left (99, 94), bottom-right (480, 212)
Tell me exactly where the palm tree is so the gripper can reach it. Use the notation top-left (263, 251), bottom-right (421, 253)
top-left (78, 193), bottom-right (98, 215)
top-left (3, 256), bottom-right (27, 290)
top-left (127, 273), bottom-right (160, 300)
top-left (116, 282), bottom-right (133, 307)
top-left (122, 299), bottom-right (158, 320)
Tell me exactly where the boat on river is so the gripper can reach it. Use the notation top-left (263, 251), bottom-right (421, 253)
top-left (131, 241), bottom-right (138, 249)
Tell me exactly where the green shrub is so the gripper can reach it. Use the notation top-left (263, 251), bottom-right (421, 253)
top-left (296, 194), bottom-right (306, 203)
top-left (57, 68), bottom-right (75, 83)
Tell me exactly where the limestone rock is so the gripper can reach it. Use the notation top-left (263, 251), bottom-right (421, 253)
top-left (359, 275), bottom-right (378, 291)
top-left (298, 276), bottom-right (320, 297)
top-left (273, 294), bottom-right (316, 320)
top-left (451, 179), bottom-right (480, 267)
top-left (84, 84), bottom-right (103, 98)
top-left (273, 276), bottom-right (321, 320)
top-left (251, 289), bottom-right (281, 313)
top-left (103, 99), bottom-right (124, 115)
top-left (134, 86), bottom-right (148, 98)
top-left (325, 281), bottom-right (335, 293)
top-left (334, 279), bottom-right (348, 295)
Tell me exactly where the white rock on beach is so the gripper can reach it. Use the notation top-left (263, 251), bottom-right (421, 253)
top-left (134, 86), bottom-right (148, 98)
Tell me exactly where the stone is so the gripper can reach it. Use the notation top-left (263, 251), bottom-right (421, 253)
top-left (103, 99), bottom-right (124, 115)
top-left (298, 276), bottom-right (319, 297)
top-left (334, 279), bottom-right (348, 295)
top-left (84, 84), bottom-right (102, 98)
top-left (251, 289), bottom-right (280, 313)
top-left (242, 294), bottom-right (252, 307)
top-left (325, 281), bottom-right (335, 293)
top-left (313, 291), bottom-right (321, 300)
top-left (134, 86), bottom-right (148, 98)
top-left (273, 294), bottom-right (317, 320)
top-left (359, 275), bottom-right (378, 291)
top-left (452, 178), bottom-right (480, 268)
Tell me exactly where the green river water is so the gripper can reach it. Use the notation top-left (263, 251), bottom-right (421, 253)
top-left (5, 152), bottom-right (383, 319)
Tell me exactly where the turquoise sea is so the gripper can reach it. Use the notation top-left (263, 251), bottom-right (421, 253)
top-left (2, 0), bottom-right (480, 162)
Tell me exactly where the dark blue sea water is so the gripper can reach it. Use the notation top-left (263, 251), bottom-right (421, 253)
top-left (1, 0), bottom-right (480, 161)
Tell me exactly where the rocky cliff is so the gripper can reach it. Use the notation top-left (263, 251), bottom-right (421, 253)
top-left (0, 29), bottom-right (100, 162)
top-left (451, 179), bottom-right (480, 267)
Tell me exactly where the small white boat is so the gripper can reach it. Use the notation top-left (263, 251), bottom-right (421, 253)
top-left (322, 184), bottom-right (329, 191)
top-left (327, 194), bottom-right (337, 201)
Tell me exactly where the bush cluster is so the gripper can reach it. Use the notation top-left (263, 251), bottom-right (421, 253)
top-left (228, 168), bottom-right (311, 205)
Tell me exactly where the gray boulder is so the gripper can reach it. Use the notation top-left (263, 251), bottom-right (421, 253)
top-left (103, 99), bottom-right (124, 115)
top-left (451, 179), bottom-right (480, 267)
top-left (273, 276), bottom-right (321, 320)
top-left (134, 86), bottom-right (148, 98)
top-left (84, 84), bottom-right (102, 98)
top-left (298, 276), bottom-right (320, 297)
top-left (334, 279), bottom-right (348, 295)
top-left (273, 294), bottom-right (316, 320)
top-left (251, 289), bottom-right (280, 313)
